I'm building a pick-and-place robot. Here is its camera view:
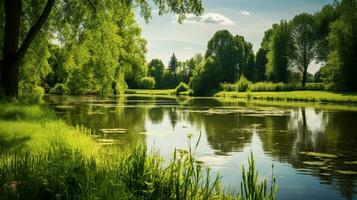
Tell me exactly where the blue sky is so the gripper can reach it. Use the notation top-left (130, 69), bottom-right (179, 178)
top-left (135, 0), bottom-right (332, 73)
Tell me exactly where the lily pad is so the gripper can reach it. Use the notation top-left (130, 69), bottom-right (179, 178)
top-left (55, 105), bottom-right (73, 109)
top-left (344, 161), bottom-right (357, 165)
top-left (319, 166), bottom-right (332, 171)
top-left (97, 139), bottom-right (116, 143)
top-left (100, 128), bottom-right (128, 134)
top-left (139, 132), bottom-right (168, 137)
top-left (300, 152), bottom-right (337, 158)
top-left (336, 170), bottom-right (357, 175)
top-left (303, 161), bottom-right (325, 166)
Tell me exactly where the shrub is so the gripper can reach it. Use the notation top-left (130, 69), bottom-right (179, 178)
top-left (49, 83), bottom-right (67, 95)
top-left (236, 76), bottom-right (252, 92)
top-left (220, 82), bottom-right (238, 92)
top-left (249, 82), bottom-right (325, 92)
top-left (18, 86), bottom-right (45, 104)
top-left (140, 77), bottom-right (156, 89)
top-left (174, 82), bottom-right (192, 95)
top-left (304, 83), bottom-right (325, 91)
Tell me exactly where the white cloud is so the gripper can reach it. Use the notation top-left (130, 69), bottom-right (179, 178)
top-left (238, 10), bottom-right (251, 16)
top-left (184, 47), bottom-right (193, 51)
top-left (174, 13), bottom-right (234, 26)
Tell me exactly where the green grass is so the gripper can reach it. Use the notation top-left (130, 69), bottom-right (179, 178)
top-left (0, 102), bottom-right (277, 199)
top-left (215, 91), bottom-right (357, 104)
top-left (125, 89), bottom-right (175, 95)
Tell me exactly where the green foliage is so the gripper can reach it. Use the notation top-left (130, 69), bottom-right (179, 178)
top-left (0, 103), bottom-right (54, 121)
top-left (221, 82), bottom-right (324, 93)
top-left (140, 77), bottom-right (156, 89)
top-left (313, 4), bottom-right (339, 62)
top-left (191, 30), bottom-right (256, 95)
top-left (236, 76), bottom-right (252, 92)
top-left (216, 91), bottom-right (357, 103)
top-left (206, 30), bottom-right (239, 83)
top-left (148, 59), bottom-right (165, 88)
top-left (249, 82), bottom-right (324, 92)
top-left (240, 152), bottom-right (278, 200)
top-left (168, 53), bottom-right (179, 76)
top-left (174, 82), bottom-right (192, 96)
top-left (0, 103), bottom-right (278, 200)
top-left (49, 83), bottom-right (67, 95)
top-left (125, 89), bottom-right (175, 95)
top-left (324, 0), bottom-right (357, 91)
top-left (190, 57), bottom-right (218, 96)
top-left (266, 21), bottom-right (294, 83)
top-left (291, 13), bottom-right (317, 86)
top-left (18, 86), bottom-right (45, 104)
top-left (3, 0), bottom-right (204, 98)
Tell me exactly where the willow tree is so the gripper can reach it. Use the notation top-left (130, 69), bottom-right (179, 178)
top-left (0, 0), bottom-right (204, 97)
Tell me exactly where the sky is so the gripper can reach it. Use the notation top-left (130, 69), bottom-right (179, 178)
top-left (135, 0), bottom-right (332, 74)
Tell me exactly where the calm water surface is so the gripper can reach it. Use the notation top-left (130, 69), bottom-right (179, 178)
top-left (45, 95), bottom-right (357, 200)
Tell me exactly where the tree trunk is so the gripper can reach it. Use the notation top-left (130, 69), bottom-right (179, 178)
top-left (1, 0), bottom-right (55, 97)
top-left (1, 0), bottom-right (22, 97)
top-left (302, 66), bottom-right (307, 87)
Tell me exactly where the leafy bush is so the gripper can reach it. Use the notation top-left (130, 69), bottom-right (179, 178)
top-left (220, 82), bottom-right (238, 92)
top-left (250, 82), bottom-right (325, 92)
top-left (174, 82), bottom-right (192, 95)
top-left (304, 83), bottom-right (325, 91)
top-left (18, 86), bottom-right (45, 104)
top-left (49, 83), bottom-right (67, 95)
top-left (139, 77), bottom-right (156, 89)
top-left (236, 76), bottom-right (252, 92)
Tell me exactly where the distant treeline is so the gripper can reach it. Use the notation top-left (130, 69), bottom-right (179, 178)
top-left (147, 0), bottom-right (357, 95)
top-left (1, 0), bottom-right (355, 98)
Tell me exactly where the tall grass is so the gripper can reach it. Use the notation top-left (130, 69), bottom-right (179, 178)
top-left (0, 144), bottom-right (278, 200)
top-left (215, 91), bottom-right (357, 103)
top-left (221, 82), bottom-right (324, 92)
top-left (0, 103), bottom-right (278, 199)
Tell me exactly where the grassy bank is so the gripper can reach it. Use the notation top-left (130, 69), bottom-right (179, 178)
top-left (0, 103), bottom-right (277, 199)
top-left (125, 89), bottom-right (175, 95)
top-left (215, 91), bottom-right (357, 104)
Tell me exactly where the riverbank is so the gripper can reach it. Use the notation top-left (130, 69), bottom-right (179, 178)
top-left (125, 89), bottom-right (175, 95)
top-left (0, 102), bottom-right (277, 199)
top-left (215, 91), bottom-right (357, 104)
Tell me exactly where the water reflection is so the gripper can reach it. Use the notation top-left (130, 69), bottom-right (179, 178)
top-left (45, 95), bottom-right (357, 199)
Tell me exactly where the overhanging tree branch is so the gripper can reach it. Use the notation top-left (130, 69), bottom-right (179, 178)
top-left (16, 0), bottom-right (55, 61)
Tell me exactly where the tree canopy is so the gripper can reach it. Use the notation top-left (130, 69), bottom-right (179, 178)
top-left (0, 0), bottom-right (204, 97)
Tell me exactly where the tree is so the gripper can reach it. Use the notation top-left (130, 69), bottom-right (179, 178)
top-left (206, 30), bottom-right (238, 83)
top-left (266, 20), bottom-right (294, 83)
top-left (291, 13), bottom-right (317, 86)
top-left (186, 53), bottom-right (203, 78)
top-left (325, 0), bottom-right (357, 91)
top-left (168, 53), bottom-right (178, 76)
top-left (0, 0), bottom-right (204, 97)
top-left (233, 35), bottom-right (254, 80)
top-left (148, 59), bottom-right (165, 88)
top-left (314, 4), bottom-right (339, 62)
top-left (140, 76), bottom-right (155, 89)
top-left (255, 27), bottom-right (275, 82)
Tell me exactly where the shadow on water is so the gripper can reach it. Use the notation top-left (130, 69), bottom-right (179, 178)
top-left (45, 95), bottom-right (357, 199)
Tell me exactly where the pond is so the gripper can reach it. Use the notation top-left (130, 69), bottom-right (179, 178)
top-left (45, 95), bottom-right (357, 200)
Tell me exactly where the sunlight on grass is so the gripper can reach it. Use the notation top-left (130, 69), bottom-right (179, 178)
top-left (215, 91), bottom-right (357, 103)
top-left (0, 102), bottom-right (278, 199)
